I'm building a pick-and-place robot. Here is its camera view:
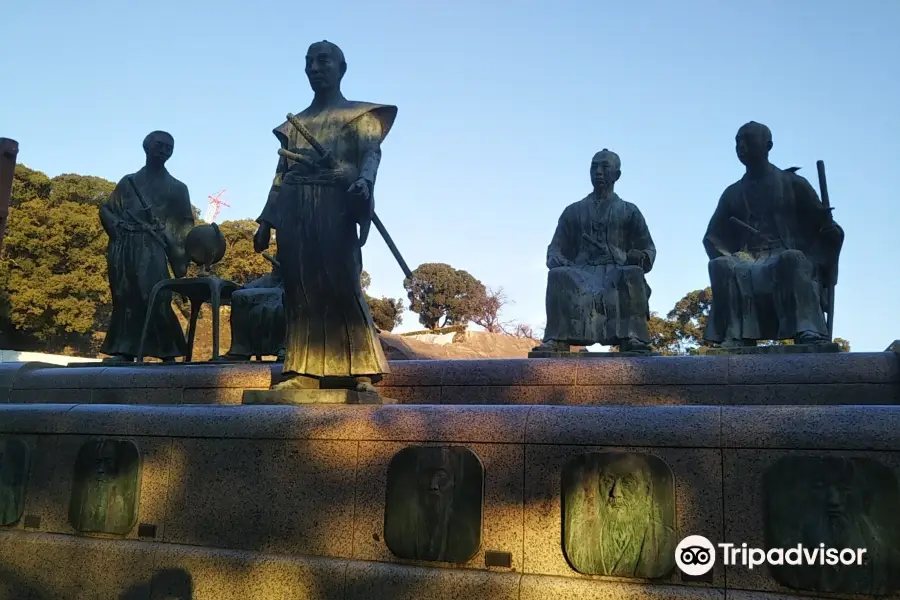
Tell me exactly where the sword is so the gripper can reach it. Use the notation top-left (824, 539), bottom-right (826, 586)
top-left (816, 160), bottom-right (836, 340)
top-left (281, 113), bottom-right (413, 279)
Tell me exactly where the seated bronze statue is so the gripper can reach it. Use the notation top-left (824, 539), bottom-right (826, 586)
top-left (222, 260), bottom-right (285, 361)
top-left (534, 149), bottom-right (656, 354)
top-left (702, 121), bottom-right (843, 347)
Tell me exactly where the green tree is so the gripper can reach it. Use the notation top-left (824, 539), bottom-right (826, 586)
top-left (0, 166), bottom-right (113, 353)
top-left (403, 263), bottom-right (486, 330)
top-left (360, 269), bottom-right (404, 332)
top-left (649, 287), bottom-right (851, 354)
top-left (212, 219), bottom-right (277, 285)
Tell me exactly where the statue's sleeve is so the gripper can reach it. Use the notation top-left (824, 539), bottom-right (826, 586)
top-left (790, 172), bottom-right (843, 285)
top-left (354, 111), bottom-right (385, 187)
top-left (166, 181), bottom-right (195, 244)
top-left (630, 207), bottom-right (656, 272)
top-left (702, 190), bottom-right (734, 260)
top-left (99, 177), bottom-right (128, 236)
top-left (256, 150), bottom-right (289, 229)
top-left (547, 207), bottom-right (576, 268)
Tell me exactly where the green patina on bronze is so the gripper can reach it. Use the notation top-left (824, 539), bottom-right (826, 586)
top-left (562, 451), bottom-right (676, 579)
top-left (764, 456), bottom-right (900, 595)
top-left (383, 446), bottom-right (483, 564)
top-left (68, 439), bottom-right (141, 535)
top-left (0, 437), bottom-right (30, 526)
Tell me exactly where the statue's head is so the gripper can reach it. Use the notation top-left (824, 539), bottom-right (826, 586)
top-left (306, 40), bottom-right (346, 94)
top-left (143, 130), bottom-right (174, 167)
top-left (590, 149), bottom-right (621, 193)
top-left (735, 121), bottom-right (772, 166)
top-left (417, 448), bottom-right (456, 512)
top-left (92, 441), bottom-right (119, 480)
top-left (808, 458), bottom-right (869, 526)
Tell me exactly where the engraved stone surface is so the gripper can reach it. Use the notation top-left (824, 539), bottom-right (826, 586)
top-left (0, 437), bottom-right (30, 526)
top-left (562, 451), bottom-right (677, 579)
top-left (242, 388), bottom-right (395, 405)
top-left (764, 455), bottom-right (900, 595)
top-left (69, 439), bottom-right (141, 535)
top-left (384, 445), bottom-right (484, 563)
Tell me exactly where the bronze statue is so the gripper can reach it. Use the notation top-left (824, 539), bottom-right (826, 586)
top-left (562, 452), bottom-right (676, 579)
top-left (99, 131), bottom-right (195, 362)
top-left (702, 122), bottom-right (843, 348)
top-left (533, 149), bottom-right (656, 354)
top-left (252, 40), bottom-right (395, 392)
top-left (223, 256), bottom-right (286, 361)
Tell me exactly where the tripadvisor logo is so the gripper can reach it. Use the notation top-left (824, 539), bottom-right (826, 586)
top-left (675, 535), bottom-right (868, 576)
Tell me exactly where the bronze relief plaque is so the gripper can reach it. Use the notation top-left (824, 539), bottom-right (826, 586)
top-left (764, 455), bottom-right (900, 595)
top-left (0, 437), bottom-right (30, 526)
top-left (68, 439), bottom-right (141, 535)
top-left (562, 451), bottom-right (677, 579)
top-left (383, 445), bottom-right (484, 563)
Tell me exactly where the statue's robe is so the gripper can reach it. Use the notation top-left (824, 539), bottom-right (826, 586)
top-left (257, 101), bottom-right (395, 377)
top-left (227, 271), bottom-right (285, 359)
top-left (702, 164), bottom-right (844, 343)
top-left (100, 168), bottom-right (194, 359)
top-left (543, 193), bottom-right (656, 346)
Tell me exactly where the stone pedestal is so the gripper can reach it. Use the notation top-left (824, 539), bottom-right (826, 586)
top-left (242, 388), bottom-right (396, 405)
top-left (699, 342), bottom-right (840, 356)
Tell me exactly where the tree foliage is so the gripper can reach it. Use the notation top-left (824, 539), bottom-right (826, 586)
top-left (649, 287), bottom-right (851, 354)
top-left (360, 269), bottom-right (404, 332)
top-left (403, 263), bottom-right (487, 330)
top-left (0, 166), bottom-right (113, 352)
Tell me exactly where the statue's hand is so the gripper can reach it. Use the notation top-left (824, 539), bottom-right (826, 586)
top-left (819, 223), bottom-right (842, 244)
top-left (347, 178), bottom-right (371, 202)
top-left (253, 223), bottom-right (271, 253)
top-left (547, 255), bottom-right (571, 269)
top-left (626, 250), bottom-right (647, 267)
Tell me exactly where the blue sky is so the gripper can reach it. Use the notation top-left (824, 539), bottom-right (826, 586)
top-left (3, 0), bottom-right (898, 351)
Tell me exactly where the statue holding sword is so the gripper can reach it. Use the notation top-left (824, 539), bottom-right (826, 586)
top-left (252, 40), bottom-right (407, 392)
top-left (701, 121), bottom-right (844, 349)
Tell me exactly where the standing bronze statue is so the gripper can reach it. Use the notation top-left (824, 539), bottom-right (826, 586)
top-left (99, 131), bottom-right (195, 362)
top-left (532, 149), bottom-right (657, 355)
top-left (253, 40), bottom-right (396, 392)
top-left (702, 122), bottom-right (843, 349)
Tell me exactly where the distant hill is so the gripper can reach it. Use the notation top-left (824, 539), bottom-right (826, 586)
top-left (180, 309), bottom-right (536, 362)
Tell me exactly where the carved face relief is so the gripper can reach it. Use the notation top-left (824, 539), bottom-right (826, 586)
top-left (384, 445), bottom-right (484, 564)
top-left (562, 451), bottom-right (677, 579)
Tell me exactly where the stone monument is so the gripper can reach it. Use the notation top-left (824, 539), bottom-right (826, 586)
top-left (99, 131), bottom-right (195, 363)
top-left (701, 122), bottom-right (844, 354)
top-left (530, 149), bottom-right (657, 357)
top-left (245, 40), bottom-right (398, 405)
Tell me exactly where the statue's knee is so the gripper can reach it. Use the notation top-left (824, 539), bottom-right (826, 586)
top-left (779, 249), bottom-right (807, 268)
top-left (709, 256), bottom-right (735, 277)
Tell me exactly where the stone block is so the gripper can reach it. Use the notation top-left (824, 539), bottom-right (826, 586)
top-left (344, 560), bottom-right (521, 600)
top-left (242, 388), bottom-right (394, 405)
top-left (163, 438), bottom-right (358, 558)
top-left (519, 574), bottom-right (725, 599)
